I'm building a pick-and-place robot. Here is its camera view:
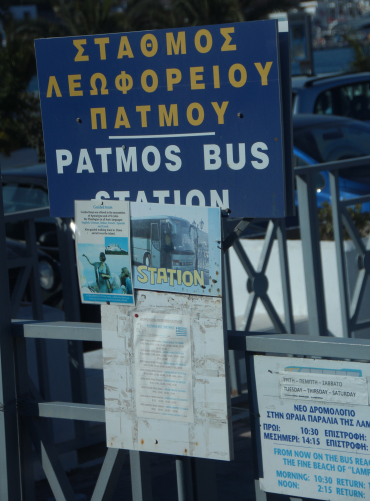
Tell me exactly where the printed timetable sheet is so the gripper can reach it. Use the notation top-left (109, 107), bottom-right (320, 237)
top-left (254, 356), bottom-right (370, 500)
top-left (133, 313), bottom-right (193, 423)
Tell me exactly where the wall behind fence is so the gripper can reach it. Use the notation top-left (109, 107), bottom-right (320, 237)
top-left (229, 239), bottom-right (363, 338)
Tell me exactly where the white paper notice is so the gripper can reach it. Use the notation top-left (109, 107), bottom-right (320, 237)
top-left (279, 372), bottom-right (369, 406)
top-left (75, 200), bottom-right (134, 305)
top-left (134, 312), bottom-right (193, 423)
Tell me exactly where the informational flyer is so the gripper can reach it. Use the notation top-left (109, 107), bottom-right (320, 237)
top-left (254, 355), bottom-right (370, 500)
top-left (102, 292), bottom-right (233, 459)
top-left (130, 202), bottom-right (221, 297)
top-left (134, 312), bottom-right (193, 423)
top-left (75, 200), bottom-right (134, 304)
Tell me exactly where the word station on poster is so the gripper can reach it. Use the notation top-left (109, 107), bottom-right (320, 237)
top-left (75, 200), bottom-right (134, 304)
top-left (255, 356), bottom-right (370, 500)
top-left (134, 313), bottom-right (193, 423)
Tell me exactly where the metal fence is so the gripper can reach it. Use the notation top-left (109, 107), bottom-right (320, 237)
top-left (1, 155), bottom-right (370, 499)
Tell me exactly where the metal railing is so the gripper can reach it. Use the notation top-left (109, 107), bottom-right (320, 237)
top-left (2, 155), bottom-right (370, 499)
top-left (296, 155), bottom-right (370, 338)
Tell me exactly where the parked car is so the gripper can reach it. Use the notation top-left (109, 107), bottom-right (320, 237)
top-left (292, 72), bottom-right (370, 122)
top-left (2, 168), bottom-right (99, 324)
top-left (293, 113), bottom-right (370, 212)
top-left (2, 163), bottom-right (59, 259)
top-left (7, 237), bottom-right (62, 309)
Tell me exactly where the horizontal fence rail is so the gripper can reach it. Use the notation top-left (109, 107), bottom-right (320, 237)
top-left (294, 154), bottom-right (370, 175)
top-left (13, 320), bottom-right (370, 361)
top-left (4, 206), bottom-right (50, 223)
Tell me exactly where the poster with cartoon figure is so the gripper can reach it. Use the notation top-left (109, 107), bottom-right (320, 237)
top-left (75, 200), bottom-right (134, 305)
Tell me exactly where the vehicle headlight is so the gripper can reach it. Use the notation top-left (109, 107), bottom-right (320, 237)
top-left (39, 260), bottom-right (55, 290)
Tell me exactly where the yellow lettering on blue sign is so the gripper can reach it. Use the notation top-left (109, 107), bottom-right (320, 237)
top-left (115, 107), bottom-right (131, 129)
top-left (187, 103), bottom-right (204, 126)
top-left (213, 66), bottom-right (220, 89)
top-left (254, 62), bottom-right (273, 85)
top-left (136, 105), bottom-right (151, 127)
top-left (115, 71), bottom-right (133, 94)
top-left (117, 36), bottom-right (134, 59)
top-left (220, 27), bottom-right (236, 51)
top-left (73, 39), bottom-right (89, 62)
top-left (94, 37), bottom-right (110, 60)
top-left (68, 75), bottom-right (83, 96)
top-left (190, 67), bottom-right (205, 90)
top-left (141, 34), bottom-right (158, 57)
top-left (211, 102), bottom-right (229, 124)
top-left (91, 108), bottom-right (107, 129)
top-left (46, 76), bottom-right (62, 97)
top-left (166, 68), bottom-right (182, 91)
top-left (141, 70), bottom-right (158, 93)
top-left (194, 29), bottom-right (212, 53)
top-left (159, 104), bottom-right (178, 127)
top-left (90, 73), bottom-right (109, 95)
top-left (166, 32), bottom-right (186, 55)
top-left (229, 63), bottom-right (247, 88)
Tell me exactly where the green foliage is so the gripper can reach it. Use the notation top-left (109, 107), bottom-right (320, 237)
top-left (52, 0), bottom-right (128, 35)
top-left (171, 0), bottom-right (243, 27)
top-left (124, 0), bottom-right (173, 32)
top-left (0, 17), bottom-right (43, 158)
top-left (346, 34), bottom-right (370, 72)
top-left (318, 201), bottom-right (370, 240)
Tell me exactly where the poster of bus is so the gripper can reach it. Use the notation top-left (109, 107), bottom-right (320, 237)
top-left (75, 200), bottom-right (134, 305)
top-left (130, 202), bottom-right (221, 297)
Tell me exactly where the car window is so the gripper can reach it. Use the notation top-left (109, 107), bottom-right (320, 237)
top-left (2, 183), bottom-right (49, 213)
top-left (314, 82), bottom-right (370, 121)
top-left (294, 120), bottom-right (370, 163)
top-left (294, 154), bottom-right (310, 167)
top-left (314, 90), bottom-right (333, 115)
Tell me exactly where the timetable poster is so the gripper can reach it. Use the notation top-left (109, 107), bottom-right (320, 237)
top-left (75, 200), bottom-right (134, 305)
top-left (254, 355), bottom-right (370, 500)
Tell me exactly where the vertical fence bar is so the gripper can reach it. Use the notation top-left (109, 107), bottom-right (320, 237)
top-left (276, 219), bottom-right (295, 334)
top-left (130, 451), bottom-right (153, 501)
top-left (24, 218), bottom-right (44, 320)
top-left (222, 218), bottom-right (242, 396)
top-left (24, 218), bottom-right (52, 410)
top-left (14, 336), bottom-right (35, 501)
top-left (329, 170), bottom-right (351, 338)
top-left (56, 217), bottom-right (88, 444)
top-left (296, 172), bottom-right (328, 336)
top-left (245, 353), bottom-right (266, 501)
top-left (223, 248), bottom-right (242, 395)
top-left (176, 457), bottom-right (194, 501)
top-left (0, 169), bottom-right (22, 500)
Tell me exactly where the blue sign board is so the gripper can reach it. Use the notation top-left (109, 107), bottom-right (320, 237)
top-left (35, 20), bottom-right (286, 218)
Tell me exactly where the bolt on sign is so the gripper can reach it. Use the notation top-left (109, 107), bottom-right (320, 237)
top-left (35, 20), bottom-right (287, 218)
